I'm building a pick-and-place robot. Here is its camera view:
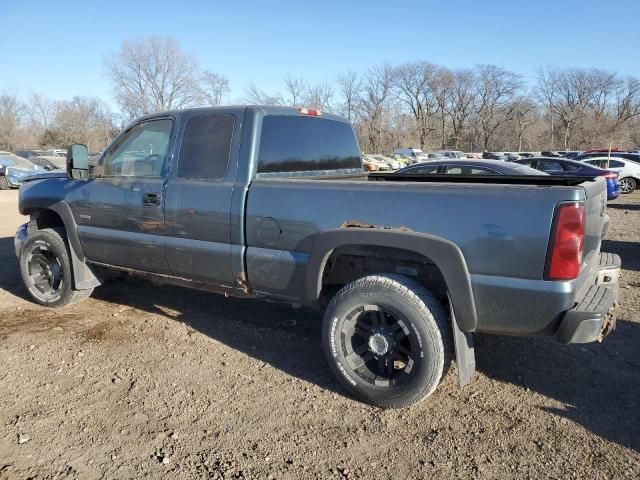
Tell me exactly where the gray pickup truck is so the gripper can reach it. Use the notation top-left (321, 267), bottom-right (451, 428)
top-left (14, 106), bottom-right (620, 408)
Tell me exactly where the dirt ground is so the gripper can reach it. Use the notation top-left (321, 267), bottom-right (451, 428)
top-left (0, 188), bottom-right (638, 480)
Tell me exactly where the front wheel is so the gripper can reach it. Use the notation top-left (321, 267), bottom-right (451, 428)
top-left (19, 228), bottom-right (93, 307)
top-left (322, 274), bottom-right (452, 408)
top-left (619, 177), bottom-right (636, 194)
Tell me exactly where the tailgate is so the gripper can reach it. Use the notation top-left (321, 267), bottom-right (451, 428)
top-left (576, 177), bottom-right (608, 297)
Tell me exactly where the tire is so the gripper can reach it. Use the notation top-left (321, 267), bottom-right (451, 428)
top-left (619, 177), bottom-right (636, 194)
top-left (19, 228), bottom-right (93, 308)
top-left (0, 175), bottom-right (9, 190)
top-left (322, 274), bottom-right (452, 409)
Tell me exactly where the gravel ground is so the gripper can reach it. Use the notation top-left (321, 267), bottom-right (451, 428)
top-left (0, 189), bottom-right (638, 480)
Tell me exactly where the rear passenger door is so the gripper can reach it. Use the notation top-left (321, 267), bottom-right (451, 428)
top-left (164, 112), bottom-right (239, 285)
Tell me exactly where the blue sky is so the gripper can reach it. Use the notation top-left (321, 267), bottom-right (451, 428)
top-left (2, 0), bottom-right (639, 110)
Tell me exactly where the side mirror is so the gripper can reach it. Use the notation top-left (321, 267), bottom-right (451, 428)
top-left (67, 144), bottom-right (89, 180)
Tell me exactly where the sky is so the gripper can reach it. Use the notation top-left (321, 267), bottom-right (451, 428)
top-left (2, 0), bottom-right (639, 111)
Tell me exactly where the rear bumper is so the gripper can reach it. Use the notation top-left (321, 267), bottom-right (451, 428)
top-left (556, 253), bottom-right (620, 344)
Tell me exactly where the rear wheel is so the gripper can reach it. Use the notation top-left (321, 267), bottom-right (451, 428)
top-left (322, 274), bottom-right (452, 408)
top-left (19, 228), bottom-right (93, 307)
top-left (619, 177), bottom-right (636, 194)
top-left (0, 176), bottom-right (9, 190)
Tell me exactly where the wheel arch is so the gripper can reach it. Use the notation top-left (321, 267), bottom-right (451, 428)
top-left (305, 228), bottom-right (478, 332)
top-left (23, 202), bottom-right (100, 290)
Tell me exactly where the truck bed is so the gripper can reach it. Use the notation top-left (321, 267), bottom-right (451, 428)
top-left (367, 172), bottom-right (600, 186)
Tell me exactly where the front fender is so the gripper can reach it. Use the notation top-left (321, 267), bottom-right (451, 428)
top-left (19, 178), bottom-right (100, 290)
top-left (19, 178), bottom-right (85, 261)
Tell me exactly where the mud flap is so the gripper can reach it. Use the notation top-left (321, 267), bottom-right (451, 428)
top-left (450, 296), bottom-right (476, 386)
top-left (67, 238), bottom-right (101, 290)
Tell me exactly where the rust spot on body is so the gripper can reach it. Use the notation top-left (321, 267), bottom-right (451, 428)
top-left (236, 272), bottom-right (251, 293)
top-left (340, 220), bottom-right (412, 232)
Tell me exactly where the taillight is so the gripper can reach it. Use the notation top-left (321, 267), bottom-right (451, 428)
top-left (298, 107), bottom-right (322, 116)
top-left (601, 172), bottom-right (618, 179)
top-left (545, 202), bottom-right (586, 280)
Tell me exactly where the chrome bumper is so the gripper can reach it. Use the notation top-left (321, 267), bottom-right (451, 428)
top-left (14, 223), bottom-right (27, 258)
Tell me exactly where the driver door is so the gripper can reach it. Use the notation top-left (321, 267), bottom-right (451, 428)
top-left (70, 117), bottom-right (175, 274)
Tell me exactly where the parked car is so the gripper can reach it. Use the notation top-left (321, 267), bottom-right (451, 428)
top-left (540, 151), bottom-right (563, 157)
top-left (14, 149), bottom-right (45, 159)
top-left (393, 147), bottom-right (424, 158)
top-left (15, 105), bottom-right (619, 409)
top-left (394, 159), bottom-right (546, 176)
top-left (29, 155), bottom-right (66, 170)
top-left (503, 152), bottom-right (522, 161)
top-left (518, 152), bottom-right (536, 158)
top-left (436, 150), bottom-right (467, 159)
top-left (362, 155), bottom-right (391, 171)
top-left (574, 151), bottom-right (640, 164)
top-left (361, 156), bottom-right (380, 172)
top-left (0, 154), bottom-right (42, 189)
top-left (482, 152), bottom-right (508, 160)
top-left (41, 149), bottom-right (68, 157)
top-left (390, 154), bottom-right (415, 167)
top-left (373, 155), bottom-right (402, 170)
top-left (516, 157), bottom-right (620, 200)
top-left (560, 151), bottom-right (582, 159)
top-left (579, 156), bottom-right (640, 194)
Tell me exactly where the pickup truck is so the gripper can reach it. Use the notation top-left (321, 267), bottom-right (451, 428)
top-left (14, 106), bottom-right (620, 408)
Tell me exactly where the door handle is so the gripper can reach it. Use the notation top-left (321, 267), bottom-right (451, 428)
top-left (143, 192), bottom-right (162, 206)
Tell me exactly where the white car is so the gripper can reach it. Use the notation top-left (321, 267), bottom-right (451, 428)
top-left (373, 155), bottom-right (402, 170)
top-left (581, 156), bottom-right (640, 194)
top-left (393, 148), bottom-right (424, 158)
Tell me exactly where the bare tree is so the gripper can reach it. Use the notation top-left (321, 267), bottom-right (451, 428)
top-left (27, 93), bottom-right (56, 132)
top-left (283, 74), bottom-right (306, 106)
top-left (474, 65), bottom-right (524, 150)
top-left (105, 36), bottom-right (201, 119)
top-left (392, 61), bottom-right (439, 149)
top-left (200, 71), bottom-right (230, 106)
top-left (535, 66), bottom-right (560, 148)
top-left (42, 97), bottom-right (115, 152)
top-left (551, 68), bottom-right (595, 149)
top-left (360, 64), bottom-right (393, 152)
top-left (0, 92), bottom-right (25, 150)
top-left (447, 69), bottom-right (476, 149)
top-left (305, 82), bottom-right (333, 110)
top-left (336, 71), bottom-right (362, 121)
top-left (242, 83), bottom-right (283, 105)
top-left (511, 96), bottom-right (538, 151)
top-left (433, 67), bottom-right (453, 148)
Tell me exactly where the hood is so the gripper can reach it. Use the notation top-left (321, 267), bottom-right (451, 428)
top-left (19, 169), bottom-right (69, 183)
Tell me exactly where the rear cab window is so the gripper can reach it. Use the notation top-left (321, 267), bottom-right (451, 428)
top-left (178, 115), bottom-right (235, 180)
top-left (257, 115), bottom-right (361, 176)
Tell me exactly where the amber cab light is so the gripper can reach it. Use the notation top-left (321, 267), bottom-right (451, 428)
top-left (545, 202), bottom-right (586, 280)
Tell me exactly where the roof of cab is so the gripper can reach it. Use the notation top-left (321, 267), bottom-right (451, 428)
top-left (138, 105), bottom-right (349, 123)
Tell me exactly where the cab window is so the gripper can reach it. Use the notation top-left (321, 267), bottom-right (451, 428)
top-left (178, 115), bottom-right (235, 180)
top-left (102, 119), bottom-right (173, 177)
